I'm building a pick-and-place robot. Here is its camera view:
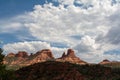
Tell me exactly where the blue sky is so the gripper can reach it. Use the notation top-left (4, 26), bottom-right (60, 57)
top-left (0, 0), bottom-right (120, 62)
top-left (0, 0), bottom-right (46, 19)
top-left (0, 0), bottom-right (60, 47)
top-left (0, 0), bottom-right (46, 46)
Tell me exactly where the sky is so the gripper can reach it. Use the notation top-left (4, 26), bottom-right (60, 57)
top-left (0, 0), bottom-right (120, 63)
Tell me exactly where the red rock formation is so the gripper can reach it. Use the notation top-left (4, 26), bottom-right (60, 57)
top-left (67, 49), bottom-right (76, 57)
top-left (4, 49), bottom-right (87, 70)
top-left (61, 52), bottom-right (66, 58)
top-left (103, 59), bottom-right (110, 62)
top-left (36, 49), bottom-right (54, 58)
top-left (58, 49), bottom-right (87, 64)
top-left (3, 52), bottom-right (29, 68)
top-left (99, 59), bottom-right (111, 64)
top-left (7, 53), bottom-right (15, 57)
top-left (29, 49), bottom-right (54, 64)
top-left (59, 49), bottom-right (76, 59)
top-left (3, 53), bottom-right (16, 64)
top-left (15, 51), bottom-right (29, 58)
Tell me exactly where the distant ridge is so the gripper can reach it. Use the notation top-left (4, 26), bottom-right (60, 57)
top-left (3, 49), bottom-right (120, 70)
top-left (3, 49), bottom-right (87, 70)
top-left (99, 59), bottom-right (120, 68)
top-left (99, 59), bottom-right (111, 64)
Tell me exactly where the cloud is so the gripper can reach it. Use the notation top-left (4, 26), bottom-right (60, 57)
top-left (53, 0), bottom-right (74, 5)
top-left (0, 40), bottom-right (3, 44)
top-left (24, 1), bottom-right (113, 46)
top-left (3, 41), bottom-right (50, 53)
top-left (1, 0), bottom-right (120, 62)
top-left (51, 47), bottom-right (67, 58)
top-left (73, 36), bottom-right (99, 53)
top-left (0, 22), bottom-right (23, 33)
top-left (3, 41), bottom-right (66, 58)
top-left (105, 26), bottom-right (120, 45)
top-left (104, 9), bottom-right (120, 45)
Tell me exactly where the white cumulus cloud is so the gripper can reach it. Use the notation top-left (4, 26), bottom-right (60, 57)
top-left (3, 41), bottom-right (66, 58)
top-left (1, 0), bottom-right (120, 62)
top-left (73, 36), bottom-right (99, 53)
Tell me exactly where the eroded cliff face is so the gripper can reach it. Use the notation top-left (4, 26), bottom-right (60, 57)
top-left (99, 59), bottom-right (111, 64)
top-left (3, 51), bottom-right (28, 65)
top-left (57, 49), bottom-right (87, 64)
top-left (28, 49), bottom-right (54, 64)
top-left (15, 51), bottom-right (29, 58)
top-left (4, 49), bottom-right (55, 69)
top-left (6, 53), bottom-right (15, 57)
top-left (4, 49), bottom-right (87, 69)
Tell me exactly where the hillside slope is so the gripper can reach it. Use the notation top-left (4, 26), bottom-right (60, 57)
top-left (15, 61), bottom-right (120, 80)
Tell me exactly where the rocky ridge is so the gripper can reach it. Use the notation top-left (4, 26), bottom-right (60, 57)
top-left (57, 49), bottom-right (87, 64)
top-left (27, 49), bottom-right (54, 64)
top-left (4, 49), bottom-right (87, 70)
top-left (99, 59), bottom-right (111, 64)
top-left (4, 49), bottom-right (120, 70)
top-left (99, 59), bottom-right (120, 68)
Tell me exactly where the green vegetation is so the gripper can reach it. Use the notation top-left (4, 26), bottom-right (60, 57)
top-left (4, 56), bottom-right (23, 70)
top-left (15, 61), bottom-right (120, 80)
top-left (75, 64), bottom-right (120, 80)
top-left (1, 46), bottom-right (120, 80)
top-left (0, 48), bottom-right (16, 80)
top-left (103, 62), bottom-right (120, 68)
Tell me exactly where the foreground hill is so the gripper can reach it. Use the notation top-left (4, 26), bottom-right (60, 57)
top-left (2, 48), bottom-right (120, 80)
top-left (15, 61), bottom-right (120, 80)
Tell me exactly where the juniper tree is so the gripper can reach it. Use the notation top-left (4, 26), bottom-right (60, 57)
top-left (0, 48), bottom-right (6, 80)
top-left (0, 48), bottom-right (4, 64)
top-left (0, 48), bottom-right (16, 80)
